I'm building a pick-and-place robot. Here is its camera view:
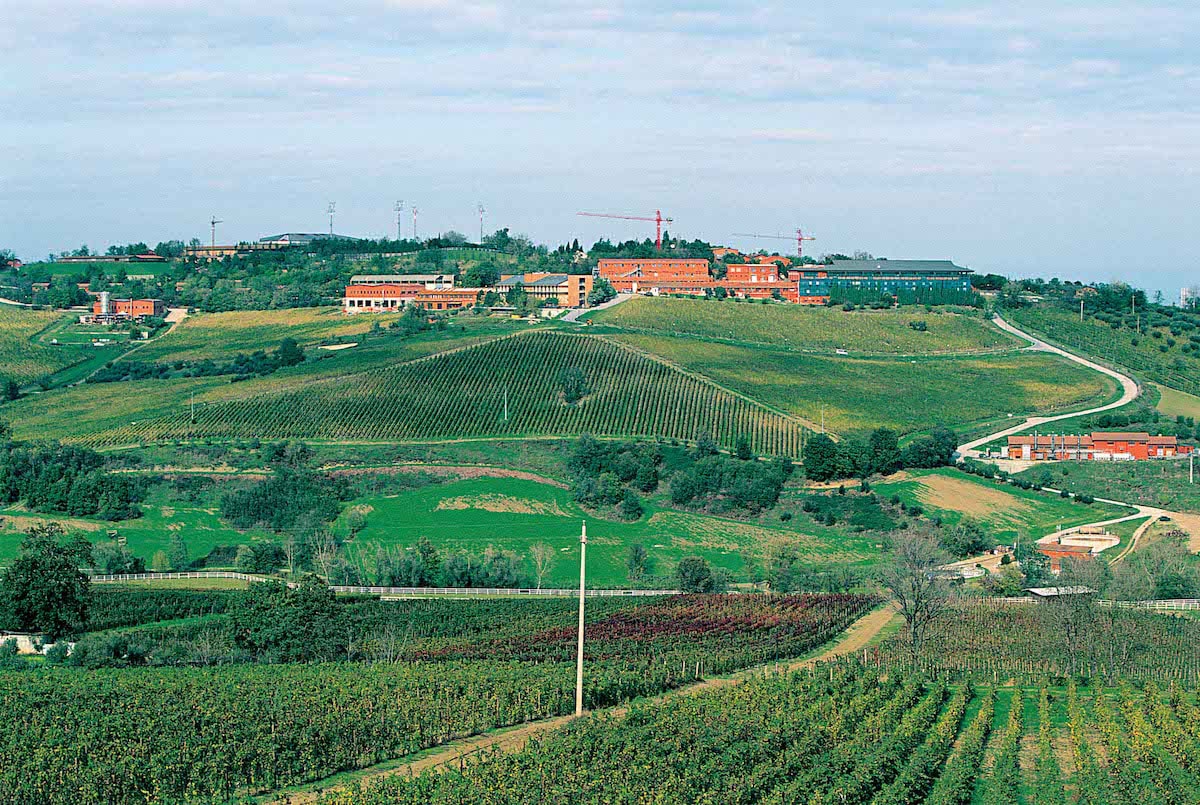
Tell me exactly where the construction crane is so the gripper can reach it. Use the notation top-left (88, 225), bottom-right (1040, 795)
top-left (732, 228), bottom-right (816, 258)
top-left (577, 209), bottom-right (673, 251)
top-left (209, 217), bottom-right (223, 247)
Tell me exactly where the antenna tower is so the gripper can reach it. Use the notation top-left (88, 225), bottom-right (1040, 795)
top-left (393, 201), bottom-right (405, 241)
top-left (327, 202), bottom-right (336, 236)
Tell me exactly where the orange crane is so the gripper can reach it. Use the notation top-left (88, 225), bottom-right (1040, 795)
top-left (578, 209), bottom-right (673, 251)
top-left (732, 228), bottom-right (816, 258)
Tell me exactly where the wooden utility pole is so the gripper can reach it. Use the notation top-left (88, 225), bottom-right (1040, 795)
top-left (575, 521), bottom-right (587, 717)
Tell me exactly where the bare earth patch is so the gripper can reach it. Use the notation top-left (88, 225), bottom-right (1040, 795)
top-left (329, 464), bottom-right (569, 489)
top-left (436, 494), bottom-right (567, 516)
top-left (912, 474), bottom-right (1032, 520)
top-left (1169, 511), bottom-right (1200, 552)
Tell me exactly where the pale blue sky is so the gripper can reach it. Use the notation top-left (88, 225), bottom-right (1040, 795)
top-left (2, 1), bottom-right (1198, 297)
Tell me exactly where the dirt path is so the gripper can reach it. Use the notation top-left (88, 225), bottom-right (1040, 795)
top-left (267, 604), bottom-right (897, 804)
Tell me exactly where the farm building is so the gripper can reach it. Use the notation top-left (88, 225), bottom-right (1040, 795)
top-left (793, 259), bottom-right (973, 298)
top-left (80, 293), bottom-right (164, 324)
top-left (57, 252), bottom-right (166, 264)
top-left (1006, 432), bottom-right (1193, 461)
top-left (342, 283), bottom-right (424, 313)
top-left (495, 273), bottom-right (594, 308)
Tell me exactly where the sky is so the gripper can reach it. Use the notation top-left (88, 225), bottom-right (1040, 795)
top-left (2, 1), bottom-right (1199, 298)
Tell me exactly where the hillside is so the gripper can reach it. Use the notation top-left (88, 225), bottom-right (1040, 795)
top-left (12, 330), bottom-right (809, 454)
top-left (590, 296), bottom-right (1018, 354)
top-left (0, 306), bottom-right (95, 384)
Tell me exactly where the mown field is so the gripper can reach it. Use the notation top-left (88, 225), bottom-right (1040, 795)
top-left (1014, 459), bottom-right (1200, 515)
top-left (0, 306), bottom-right (94, 384)
top-left (591, 295), bottom-right (1018, 354)
top-left (872, 467), bottom-right (1131, 545)
top-left (1010, 305), bottom-right (1200, 396)
top-left (132, 307), bottom-right (376, 363)
top-left (612, 332), bottom-right (1117, 436)
top-left (1156, 383), bottom-right (1200, 420)
top-left (13, 330), bottom-right (810, 455)
top-left (338, 475), bottom-right (878, 587)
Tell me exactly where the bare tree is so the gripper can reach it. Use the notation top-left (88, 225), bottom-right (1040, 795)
top-left (282, 534), bottom-right (299, 578)
top-left (310, 530), bottom-right (338, 580)
top-left (529, 542), bottom-right (555, 590)
top-left (880, 529), bottom-right (952, 667)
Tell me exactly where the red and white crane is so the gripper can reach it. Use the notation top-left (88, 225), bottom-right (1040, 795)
top-left (577, 209), bottom-right (674, 251)
top-left (732, 228), bottom-right (816, 258)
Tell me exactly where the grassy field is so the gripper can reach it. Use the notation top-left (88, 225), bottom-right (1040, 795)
top-left (0, 306), bottom-right (99, 384)
top-left (26, 260), bottom-right (174, 277)
top-left (1155, 383), bottom-right (1200, 420)
top-left (612, 332), bottom-right (1117, 436)
top-left (339, 475), bottom-right (878, 587)
top-left (1014, 459), bottom-right (1200, 514)
top-left (872, 467), bottom-right (1131, 544)
top-left (590, 296), bottom-right (1019, 355)
top-left (14, 330), bottom-right (809, 455)
top-left (1010, 305), bottom-right (1200, 396)
top-left (132, 307), bottom-right (376, 363)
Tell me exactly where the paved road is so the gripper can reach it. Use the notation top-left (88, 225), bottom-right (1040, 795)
top-left (957, 314), bottom-right (1140, 458)
top-left (562, 293), bottom-right (633, 322)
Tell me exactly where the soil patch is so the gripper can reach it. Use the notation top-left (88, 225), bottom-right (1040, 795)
top-left (913, 474), bottom-right (1032, 520)
top-left (329, 464), bottom-right (569, 489)
top-left (436, 494), bottom-right (567, 516)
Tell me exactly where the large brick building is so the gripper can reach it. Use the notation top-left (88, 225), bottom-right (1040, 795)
top-left (1006, 432), bottom-right (1193, 461)
top-left (342, 283), bottom-right (424, 313)
top-left (81, 293), bottom-right (164, 324)
top-left (411, 288), bottom-right (483, 311)
top-left (495, 273), bottom-right (594, 308)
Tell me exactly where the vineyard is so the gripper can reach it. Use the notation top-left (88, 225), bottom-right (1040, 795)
top-left (31, 331), bottom-right (810, 455)
top-left (1010, 305), bottom-right (1200, 396)
top-left (872, 599), bottom-right (1200, 684)
top-left (591, 296), bottom-right (1019, 355)
top-left (611, 332), bottom-right (1117, 435)
top-left (317, 663), bottom-right (1200, 804)
top-left (0, 594), bottom-right (876, 803)
top-left (0, 306), bottom-right (86, 384)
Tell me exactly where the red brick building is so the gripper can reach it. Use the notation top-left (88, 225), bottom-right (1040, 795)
top-left (342, 283), bottom-right (424, 313)
top-left (1007, 431), bottom-right (1193, 461)
top-left (411, 288), bottom-right (483, 311)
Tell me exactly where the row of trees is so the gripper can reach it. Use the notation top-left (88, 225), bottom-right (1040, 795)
top-left (803, 426), bottom-right (957, 482)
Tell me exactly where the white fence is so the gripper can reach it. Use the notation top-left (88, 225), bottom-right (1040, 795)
top-left (89, 571), bottom-right (677, 597)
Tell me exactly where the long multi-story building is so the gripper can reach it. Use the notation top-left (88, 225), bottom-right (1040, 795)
top-left (343, 283), bottom-right (424, 313)
top-left (495, 273), bottom-right (594, 307)
top-left (350, 274), bottom-right (455, 290)
top-left (793, 259), bottom-right (973, 298)
top-left (1006, 432), bottom-right (1193, 461)
top-left (81, 292), bottom-right (165, 324)
top-left (411, 288), bottom-right (483, 311)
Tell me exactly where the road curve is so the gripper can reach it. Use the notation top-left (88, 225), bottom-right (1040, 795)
top-left (562, 292), bottom-right (633, 322)
top-left (957, 314), bottom-right (1140, 457)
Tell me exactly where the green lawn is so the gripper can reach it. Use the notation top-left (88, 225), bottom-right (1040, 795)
top-left (611, 333), bottom-right (1117, 437)
top-left (1014, 459), bottom-right (1200, 514)
top-left (872, 467), bottom-right (1131, 544)
top-left (590, 296), bottom-right (1019, 355)
top-left (1155, 384), bottom-right (1200, 420)
top-left (340, 476), bottom-right (879, 588)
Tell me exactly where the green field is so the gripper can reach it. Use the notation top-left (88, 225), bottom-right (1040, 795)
top-left (1010, 305), bottom-right (1200, 396)
top-left (13, 330), bottom-right (809, 454)
top-left (590, 296), bottom-right (1018, 354)
top-left (25, 260), bottom-right (173, 277)
top-left (0, 306), bottom-right (101, 384)
top-left (611, 332), bottom-right (1116, 436)
top-left (133, 307), bottom-right (376, 363)
top-left (339, 475), bottom-right (878, 587)
top-left (872, 467), bottom-right (1131, 544)
top-left (1155, 383), bottom-right (1200, 420)
top-left (1014, 459), bottom-right (1200, 514)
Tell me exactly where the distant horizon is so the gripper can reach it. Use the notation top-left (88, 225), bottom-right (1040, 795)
top-left (4, 1), bottom-right (1199, 299)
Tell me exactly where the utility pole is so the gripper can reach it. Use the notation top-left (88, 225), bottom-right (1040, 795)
top-left (503, 386), bottom-right (509, 422)
top-left (478, 203), bottom-right (486, 245)
top-left (575, 520), bottom-right (587, 717)
top-left (412, 206), bottom-right (419, 240)
top-left (1191, 452), bottom-right (1194, 484)
top-left (327, 202), bottom-right (336, 236)
top-left (1080, 298), bottom-right (1084, 322)
top-left (394, 201), bottom-right (404, 241)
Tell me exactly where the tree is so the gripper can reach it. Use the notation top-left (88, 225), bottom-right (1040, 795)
top-left (529, 542), bottom-right (555, 590)
top-left (276, 338), bottom-right (305, 367)
top-left (694, 432), bottom-right (719, 458)
top-left (868, 428), bottom-right (901, 475)
top-left (0, 524), bottom-right (92, 639)
top-left (150, 550), bottom-right (171, 572)
top-left (735, 435), bottom-right (753, 461)
top-left (587, 278), bottom-right (617, 306)
top-left (941, 518), bottom-right (990, 557)
top-left (803, 433), bottom-right (840, 482)
top-left (619, 488), bottom-right (643, 520)
top-left (167, 533), bottom-right (189, 571)
top-left (229, 575), bottom-right (347, 662)
top-left (676, 556), bottom-right (721, 593)
top-left (559, 367), bottom-right (589, 404)
top-left (91, 540), bottom-right (145, 575)
top-left (1, 378), bottom-right (19, 401)
top-left (463, 262), bottom-right (499, 288)
top-left (626, 543), bottom-right (649, 582)
top-left (880, 529), bottom-right (951, 666)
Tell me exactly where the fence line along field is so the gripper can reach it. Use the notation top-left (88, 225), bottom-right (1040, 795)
top-left (34, 330), bottom-right (810, 455)
top-left (610, 332), bottom-right (1117, 436)
top-left (0, 306), bottom-right (90, 384)
top-left (590, 296), bottom-right (1021, 354)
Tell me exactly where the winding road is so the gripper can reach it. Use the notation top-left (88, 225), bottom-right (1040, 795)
top-left (956, 314), bottom-right (1140, 458)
